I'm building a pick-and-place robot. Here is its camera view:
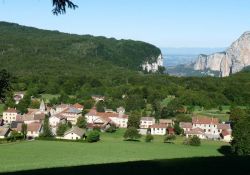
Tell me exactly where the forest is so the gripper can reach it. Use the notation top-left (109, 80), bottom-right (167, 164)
top-left (0, 22), bottom-right (250, 117)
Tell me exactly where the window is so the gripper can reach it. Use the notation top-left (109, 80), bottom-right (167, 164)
top-left (208, 129), bottom-right (210, 132)
top-left (204, 129), bottom-right (206, 132)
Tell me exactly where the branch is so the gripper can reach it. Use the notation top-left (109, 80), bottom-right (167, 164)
top-left (52, 0), bottom-right (78, 15)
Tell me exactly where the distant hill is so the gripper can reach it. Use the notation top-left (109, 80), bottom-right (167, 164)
top-left (0, 22), bottom-right (161, 78)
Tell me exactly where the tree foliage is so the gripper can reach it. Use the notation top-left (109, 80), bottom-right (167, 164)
top-left (52, 0), bottom-right (78, 15)
top-left (87, 131), bottom-right (100, 143)
top-left (123, 127), bottom-right (141, 141)
top-left (76, 116), bottom-right (87, 129)
top-left (231, 114), bottom-right (250, 155)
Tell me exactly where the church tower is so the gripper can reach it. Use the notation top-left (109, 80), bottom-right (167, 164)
top-left (39, 99), bottom-right (46, 112)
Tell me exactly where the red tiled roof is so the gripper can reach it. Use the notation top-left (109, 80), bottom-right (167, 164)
top-left (72, 103), bottom-right (84, 109)
top-left (27, 122), bottom-right (42, 132)
top-left (87, 109), bottom-right (128, 119)
top-left (150, 124), bottom-right (168, 129)
top-left (180, 122), bottom-right (192, 128)
top-left (192, 117), bottom-right (219, 125)
top-left (218, 124), bottom-right (231, 130)
top-left (221, 130), bottom-right (231, 136)
top-left (186, 127), bottom-right (205, 135)
top-left (5, 108), bottom-right (17, 113)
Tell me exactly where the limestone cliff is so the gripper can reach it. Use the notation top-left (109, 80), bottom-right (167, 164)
top-left (194, 32), bottom-right (250, 77)
top-left (142, 54), bottom-right (164, 72)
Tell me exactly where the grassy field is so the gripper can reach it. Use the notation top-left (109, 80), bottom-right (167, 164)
top-left (0, 130), bottom-right (227, 173)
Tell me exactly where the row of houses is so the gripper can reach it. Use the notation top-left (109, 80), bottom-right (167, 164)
top-left (180, 117), bottom-right (232, 142)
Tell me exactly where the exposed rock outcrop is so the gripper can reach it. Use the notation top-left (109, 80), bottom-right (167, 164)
top-left (142, 54), bottom-right (164, 72)
top-left (194, 32), bottom-right (250, 77)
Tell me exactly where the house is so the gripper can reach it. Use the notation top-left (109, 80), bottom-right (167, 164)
top-left (13, 92), bottom-right (25, 104)
top-left (167, 127), bottom-right (175, 135)
top-left (3, 108), bottom-right (18, 124)
top-left (72, 103), bottom-right (84, 111)
top-left (55, 104), bottom-right (70, 114)
top-left (179, 122), bottom-right (192, 132)
top-left (218, 124), bottom-right (232, 142)
top-left (26, 122), bottom-right (42, 138)
top-left (180, 116), bottom-right (232, 141)
top-left (150, 124), bottom-right (168, 135)
top-left (159, 119), bottom-right (173, 127)
top-left (60, 107), bottom-right (81, 125)
top-left (49, 114), bottom-right (66, 127)
top-left (0, 127), bottom-right (11, 139)
top-left (192, 117), bottom-right (220, 139)
top-left (220, 130), bottom-right (232, 142)
top-left (85, 108), bottom-right (128, 128)
top-left (185, 127), bottom-right (206, 139)
top-left (10, 121), bottom-right (24, 131)
top-left (140, 117), bottom-right (155, 129)
top-left (63, 127), bottom-right (86, 140)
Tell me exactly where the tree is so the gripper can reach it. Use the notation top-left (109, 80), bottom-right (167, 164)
top-left (145, 134), bottom-right (154, 142)
top-left (164, 135), bottom-right (176, 143)
top-left (56, 123), bottom-right (68, 136)
top-left (83, 99), bottom-right (95, 109)
top-left (127, 111), bottom-right (141, 128)
top-left (231, 114), bottom-right (250, 155)
top-left (0, 69), bottom-right (12, 102)
top-left (96, 100), bottom-right (105, 112)
top-left (87, 131), bottom-right (100, 143)
top-left (183, 136), bottom-right (201, 146)
top-left (123, 127), bottom-right (141, 141)
top-left (230, 107), bottom-right (246, 125)
top-left (40, 115), bottom-right (53, 137)
top-left (21, 123), bottom-right (27, 139)
top-left (173, 123), bottom-right (183, 135)
top-left (76, 116), bottom-right (87, 129)
top-left (52, 0), bottom-right (78, 15)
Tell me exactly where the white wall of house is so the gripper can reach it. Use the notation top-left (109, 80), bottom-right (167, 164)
top-left (3, 112), bottom-right (17, 124)
top-left (222, 135), bottom-right (232, 142)
top-left (140, 120), bottom-right (155, 129)
top-left (49, 116), bottom-right (60, 127)
top-left (64, 132), bottom-right (81, 140)
top-left (186, 133), bottom-right (206, 139)
top-left (193, 124), bottom-right (220, 138)
top-left (151, 128), bottom-right (167, 135)
top-left (85, 115), bottom-right (103, 124)
top-left (110, 117), bottom-right (128, 128)
top-left (27, 131), bottom-right (40, 138)
top-left (66, 116), bottom-right (79, 125)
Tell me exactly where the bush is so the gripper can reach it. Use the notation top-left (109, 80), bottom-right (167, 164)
top-left (87, 131), bottom-right (100, 143)
top-left (123, 127), bottom-right (141, 141)
top-left (106, 125), bottom-right (117, 133)
top-left (164, 135), bottom-right (176, 143)
top-left (189, 136), bottom-right (201, 146)
top-left (145, 134), bottom-right (154, 142)
top-left (183, 136), bottom-right (201, 146)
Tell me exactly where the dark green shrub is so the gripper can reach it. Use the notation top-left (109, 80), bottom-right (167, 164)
top-left (123, 127), bottom-right (141, 141)
top-left (164, 135), bottom-right (176, 143)
top-left (87, 131), bottom-right (100, 143)
top-left (145, 134), bottom-right (154, 142)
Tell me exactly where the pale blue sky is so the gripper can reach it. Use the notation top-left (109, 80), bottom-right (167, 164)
top-left (0, 0), bottom-right (250, 47)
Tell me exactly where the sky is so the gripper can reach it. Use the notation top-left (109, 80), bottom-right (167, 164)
top-left (0, 0), bottom-right (250, 48)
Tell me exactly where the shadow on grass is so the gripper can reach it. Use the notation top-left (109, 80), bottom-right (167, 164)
top-left (2, 156), bottom-right (250, 175)
top-left (217, 145), bottom-right (234, 156)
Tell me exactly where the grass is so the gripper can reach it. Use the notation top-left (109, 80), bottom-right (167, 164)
top-left (0, 130), bottom-right (227, 173)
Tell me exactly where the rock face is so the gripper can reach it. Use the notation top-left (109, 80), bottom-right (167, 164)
top-left (194, 32), bottom-right (250, 77)
top-left (142, 54), bottom-right (164, 72)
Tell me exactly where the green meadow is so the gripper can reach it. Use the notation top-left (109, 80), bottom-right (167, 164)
top-left (0, 130), bottom-right (227, 173)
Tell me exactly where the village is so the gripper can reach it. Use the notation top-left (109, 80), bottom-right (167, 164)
top-left (0, 92), bottom-right (232, 143)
